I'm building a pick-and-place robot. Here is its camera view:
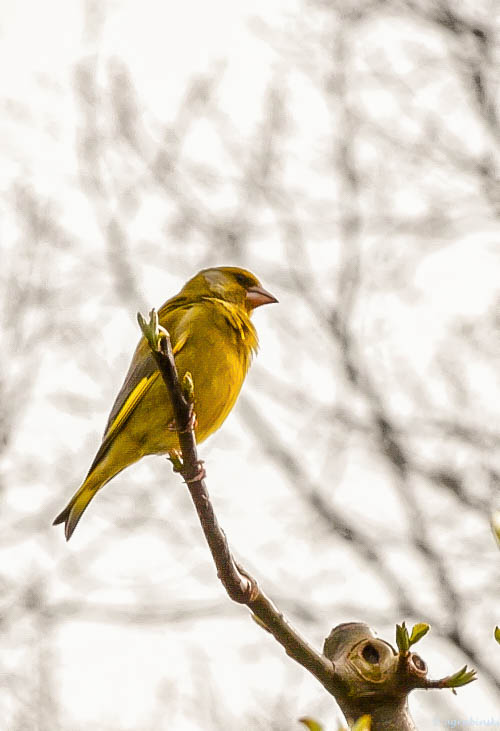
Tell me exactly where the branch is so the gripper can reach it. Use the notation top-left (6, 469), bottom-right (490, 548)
top-left (321, 622), bottom-right (475, 731)
top-left (138, 309), bottom-right (477, 730)
top-left (137, 309), bottom-right (336, 694)
top-left (137, 309), bottom-right (252, 604)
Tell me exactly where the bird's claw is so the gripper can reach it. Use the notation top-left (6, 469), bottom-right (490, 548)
top-left (167, 403), bottom-right (197, 434)
top-left (179, 403), bottom-right (197, 433)
top-left (184, 460), bottom-right (206, 484)
top-left (168, 453), bottom-right (205, 483)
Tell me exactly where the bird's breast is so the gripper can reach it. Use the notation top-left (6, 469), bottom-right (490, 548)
top-left (175, 302), bottom-right (256, 443)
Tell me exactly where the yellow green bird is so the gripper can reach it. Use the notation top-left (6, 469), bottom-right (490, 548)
top-left (53, 266), bottom-right (277, 540)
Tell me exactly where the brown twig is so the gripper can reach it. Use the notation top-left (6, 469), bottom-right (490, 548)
top-left (139, 311), bottom-right (254, 604)
top-left (138, 309), bottom-right (476, 729)
top-left (137, 309), bottom-right (337, 693)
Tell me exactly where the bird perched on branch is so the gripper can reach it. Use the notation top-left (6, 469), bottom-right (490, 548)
top-left (53, 266), bottom-right (277, 540)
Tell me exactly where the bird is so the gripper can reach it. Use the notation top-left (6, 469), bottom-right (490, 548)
top-left (53, 266), bottom-right (277, 541)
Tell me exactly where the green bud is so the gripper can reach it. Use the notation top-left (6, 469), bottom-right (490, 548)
top-left (182, 371), bottom-right (195, 402)
top-left (352, 716), bottom-right (371, 731)
top-left (396, 622), bottom-right (410, 653)
top-left (167, 451), bottom-right (183, 473)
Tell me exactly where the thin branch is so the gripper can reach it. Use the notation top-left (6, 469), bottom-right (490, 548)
top-left (137, 308), bottom-right (337, 694)
top-left (137, 309), bottom-right (252, 604)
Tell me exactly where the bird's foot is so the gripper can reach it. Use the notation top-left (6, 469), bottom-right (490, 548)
top-left (167, 403), bottom-right (198, 434)
top-left (168, 453), bottom-right (205, 483)
top-left (179, 402), bottom-right (198, 433)
top-left (184, 460), bottom-right (206, 484)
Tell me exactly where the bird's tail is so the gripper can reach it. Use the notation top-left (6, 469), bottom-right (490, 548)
top-left (54, 432), bottom-right (145, 540)
top-left (53, 451), bottom-right (128, 541)
top-left (53, 473), bottom-right (103, 541)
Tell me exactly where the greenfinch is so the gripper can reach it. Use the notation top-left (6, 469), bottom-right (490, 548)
top-left (53, 267), bottom-right (277, 540)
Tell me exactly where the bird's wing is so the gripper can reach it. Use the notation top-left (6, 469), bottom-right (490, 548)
top-left (86, 301), bottom-right (192, 476)
top-left (102, 342), bottom-right (158, 440)
top-left (102, 297), bottom-right (192, 437)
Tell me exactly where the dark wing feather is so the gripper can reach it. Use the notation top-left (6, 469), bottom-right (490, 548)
top-left (86, 297), bottom-right (193, 476)
top-left (103, 293), bottom-right (192, 438)
top-left (102, 342), bottom-right (157, 438)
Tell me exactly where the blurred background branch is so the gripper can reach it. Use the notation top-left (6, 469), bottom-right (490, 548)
top-left (1, 0), bottom-right (499, 728)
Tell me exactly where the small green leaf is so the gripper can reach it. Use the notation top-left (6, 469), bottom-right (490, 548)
top-left (409, 623), bottom-right (430, 646)
top-left (137, 311), bottom-right (147, 331)
top-left (137, 311), bottom-right (152, 346)
top-left (494, 627), bottom-right (500, 645)
top-left (396, 622), bottom-right (410, 653)
top-left (251, 613), bottom-right (271, 633)
top-left (444, 664), bottom-right (477, 690)
top-left (491, 511), bottom-right (500, 548)
top-left (167, 450), bottom-right (183, 473)
top-left (138, 309), bottom-right (158, 347)
top-left (352, 716), bottom-right (371, 730)
top-left (299, 718), bottom-right (323, 731)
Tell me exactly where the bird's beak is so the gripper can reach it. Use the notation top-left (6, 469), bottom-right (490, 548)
top-left (246, 285), bottom-right (278, 309)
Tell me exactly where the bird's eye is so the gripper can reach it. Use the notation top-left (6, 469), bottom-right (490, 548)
top-left (235, 274), bottom-right (247, 286)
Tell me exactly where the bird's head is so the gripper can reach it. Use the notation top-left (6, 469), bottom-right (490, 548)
top-left (183, 266), bottom-right (278, 312)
